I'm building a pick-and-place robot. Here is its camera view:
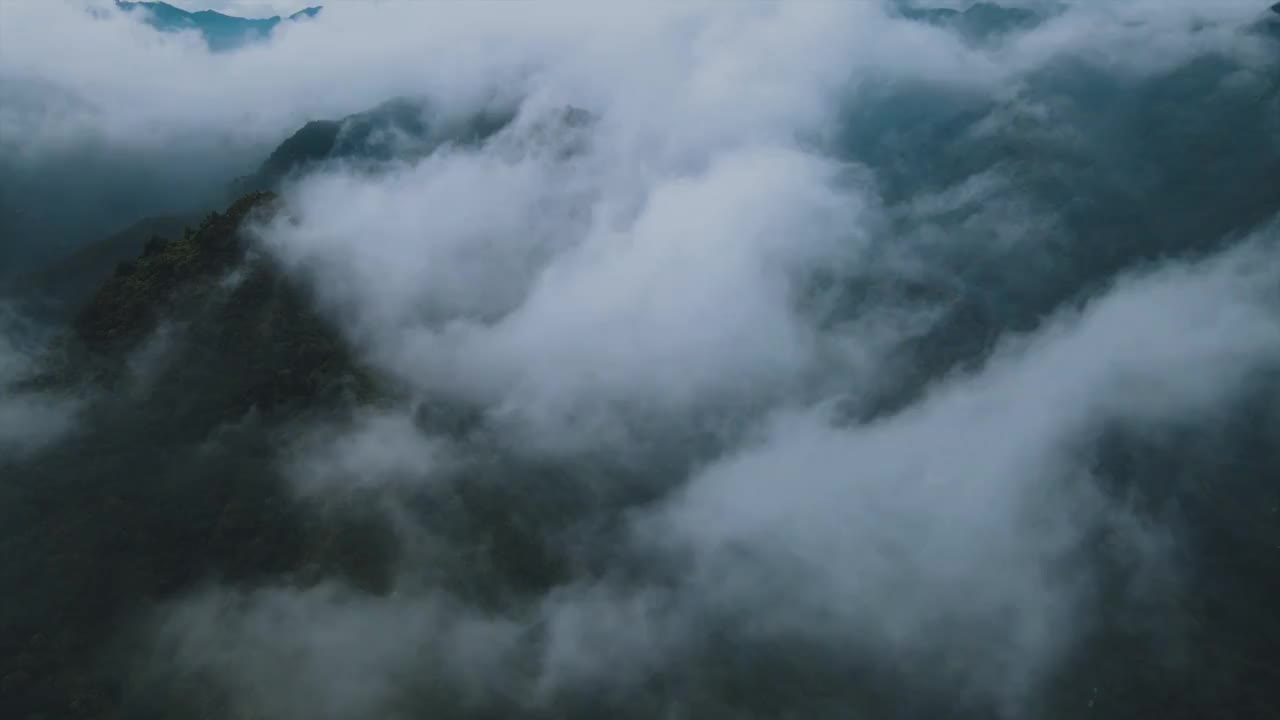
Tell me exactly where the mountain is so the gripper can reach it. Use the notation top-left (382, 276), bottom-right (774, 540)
top-left (1, 192), bottom-right (385, 719)
top-left (2, 214), bottom-right (198, 321)
top-left (115, 1), bottom-right (321, 52)
top-left (3, 97), bottom-right (524, 320)
top-left (233, 97), bottom-right (519, 192)
top-left (900, 2), bottom-right (1045, 43)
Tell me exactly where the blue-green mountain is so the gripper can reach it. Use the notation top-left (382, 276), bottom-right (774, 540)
top-left (115, 1), bottom-right (321, 51)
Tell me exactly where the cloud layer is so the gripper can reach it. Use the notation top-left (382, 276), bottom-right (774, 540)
top-left (3, 2), bottom-right (1279, 719)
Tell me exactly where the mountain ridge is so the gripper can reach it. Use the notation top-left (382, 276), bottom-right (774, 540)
top-left (115, 1), bottom-right (321, 51)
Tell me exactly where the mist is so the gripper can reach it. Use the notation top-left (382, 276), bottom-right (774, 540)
top-left (2, 2), bottom-right (1279, 719)
top-left (0, 305), bottom-right (81, 457)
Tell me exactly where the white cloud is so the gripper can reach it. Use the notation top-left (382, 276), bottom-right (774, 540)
top-left (2, 1), bottom-right (1266, 157)
top-left (640, 238), bottom-right (1280, 707)
top-left (6, 1), bottom-right (1278, 717)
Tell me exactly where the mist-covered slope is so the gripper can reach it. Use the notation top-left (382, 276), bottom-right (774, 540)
top-left (234, 97), bottom-right (518, 193)
top-left (2, 3), bottom-right (1280, 720)
top-left (2, 192), bottom-right (384, 719)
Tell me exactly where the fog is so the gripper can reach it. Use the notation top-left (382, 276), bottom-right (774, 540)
top-left (0, 306), bottom-right (81, 457)
top-left (2, 2), bottom-right (1279, 719)
top-left (146, 229), bottom-right (1279, 717)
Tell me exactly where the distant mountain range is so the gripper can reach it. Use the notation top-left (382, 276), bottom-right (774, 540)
top-left (115, 1), bottom-right (321, 51)
top-left (898, 1), bottom-right (1042, 43)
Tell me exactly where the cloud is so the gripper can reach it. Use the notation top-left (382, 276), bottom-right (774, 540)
top-left (0, 2), bottom-right (1266, 267)
top-left (0, 307), bottom-right (81, 459)
top-left (5, 2), bottom-right (1280, 718)
top-left (147, 583), bottom-right (528, 720)
top-left (284, 409), bottom-right (449, 496)
top-left (640, 236), bottom-right (1280, 707)
top-left (145, 233), bottom-right (1280, 718)
top-left (145, 4), bottom-right (1279, 715)
top-left (265, 140), bottom-right (877, 455)
top-left (1, 1), bottom-right (1266, 157)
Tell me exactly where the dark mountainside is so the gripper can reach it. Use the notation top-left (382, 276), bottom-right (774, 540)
top-left (836, 16), bottom-right (1280, 416)
top-left (1, 193), bottom-right (388, 719)
top-left (232, 97), bottom-right (518, 193)
top-left (2, 4), bottom-right (1280, 720)
top-left (115, 1), bottom-right (321, 52)
top-left (0, 98), bottom-right (517, 318)
top-left (1, 215), bottom-right (197, 321)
